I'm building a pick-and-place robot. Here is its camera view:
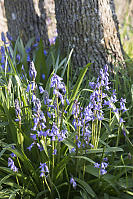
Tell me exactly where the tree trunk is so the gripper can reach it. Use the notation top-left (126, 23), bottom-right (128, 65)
top-left (0, 0), bottom-right (8, 35)
top-left (55, 0), bottom-right (125, 72)
top-left (4, 0), bottom-right (49, 47)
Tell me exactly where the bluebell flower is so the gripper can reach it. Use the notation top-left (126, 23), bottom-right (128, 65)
top-left (27, 142), bottom-right (35, 151)
top-left (94, 163), bottom-right (100, 168)
top-left (72, 100), bottom-right (80, 118)
top-left (15, 99), bottom-right (21, 121)
top-left (30, 133), bottom-right (37, 140)
top-left (100, 169), bottom-right (107, 175)
top-left (89, 82), bottom-right (96, 89)
top-left (36, 36), bottom-right (40, 42)
top-left (103, 157), bottom-right (108, 162)
top-left (122, 129), bottom-right (126, 136)
top-left (26, 84), bottom-right (30, 92)
top-left (31, 82), bottom-right (36, 91)
top-left (66, 98), bottom-right (70, 105)
top-left (44, 50), bottom-right (47, 56)
top-left (34, 98), bottom-right (41, 112)
top-left (69, 148), bottom-right (76, 153)
top-left (39, 86), bottom-right (44, 94)
top-left (39, 111), bottom-right (46, 121)
top-left (8, 158), bottom-right (18, 172)
top-left (89, 143), bottom-right (94, 148)
top-left (119, 117), bottom-right (125, 124)
top-left (120, 98), bottom-right (128, 112)
top-left (27, 54), bottom-right (30, 62)
top-left (29, 61), bottom-right (37, 80)
top-left (33, 43), bottom-right (38, 48)
top-left (42, 73), bottom-right (45, 80)
top-left (33, 116), bottom-right (39, 127)
top-left (77, 140), bottom-right (81, 148)
top-left (10, 152), bottom-right (16, 158)
top-left (47, 111), bottom-right (51, 118)
top-left (51, 73), bottom-right (66, 94)
top-left (10, 146), bottom-right (16, 158)
top-left (39, 163), bottom-right (49, 177)
top-left (41, 122), bottom-right (46, 129)
top-left (1, 32), bottom-right (6, 43)
top-left (58, 129), bottom-right (67, 141)
top-left (49, 36), bottom-right (56, 45)
top-left (101, 162), bottom-right (108, 169)
top-left (26, 47), bottom-right (31, 54)
top-left (16, 54), bottom-right (20, 62)
top-left (37, 130), bottom-right (43, 137)
top-left (70, 177), bottom-right (77, 189)
top-left (1, 46), bottom-right (5, 55)
top-left (72, 119), bottom-right (77, 129)
top-left (94, 160), bottom-right (108, 175)
top-left (32, 94), bottom-right (36, 103)
top-left (53, 149), bottom-right (57, 155)
top-left (6, 32), bottom-right (13, 41)
top-left (37, 143), bottom-right (44, 151)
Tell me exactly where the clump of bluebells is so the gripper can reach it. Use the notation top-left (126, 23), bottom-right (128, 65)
top-left (25, 63), bottom-right (70, 179)
top-left (0, 32), bottom-right (12, 71)
top-left (70, 65), bottom-right (128, 152)
top-left (9, 63), bottom-right (128, 182)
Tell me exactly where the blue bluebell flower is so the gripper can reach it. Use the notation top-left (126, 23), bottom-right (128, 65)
top-left (8, 158), bottom-right (18, 172)
top-left (39, 86), bottom-right (44, 94)
top-left (39, 163), bottom-right (49, 177)
top-left (27, 142), bottom-right (35, 151)
top-left (44, 50), bottom-right (47, 56)
top-left (6, 32), bottom-right (13, 41)
top-left (94, 163), bottom-right (100, 168)
top-left (15, 99), bottom-right (21, 121)
top-left (37, 143), bottom-right (44, 151)
top-left (70, 177), bottom-right (77, 189)
top-left (120, 98), bottom-right (128, 112)
top-left (1, 32), bottom-right (6, 43)
top-left (42, 73), bottom-right (45, 80)
top-left (30, 133), bottom-right (37, 141)
top-left (53, 149), bottom-right (57, 155)
top-left (29, 61), bottom-right (37, 80)
top-left (10, 146), bottom-right (16, 158)
top-left (69, 148), bottom-right (76, 153)
top-left (119, 117), bottom-right (125, 124)
top-left (49, 36), bottom-right (56, 45)
top-left (94, 159), bottom-right (108, 175)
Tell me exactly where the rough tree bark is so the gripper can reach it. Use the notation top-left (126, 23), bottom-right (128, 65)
top-left (4, 0), bottom-right (49, 47)
top-left (55, 0), bottom-right (125, 71)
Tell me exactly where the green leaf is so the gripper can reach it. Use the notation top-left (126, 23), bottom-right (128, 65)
top-left (0, 167), bottom-right (22, 177)
top-left (0, 174), bottom-right (13, 186)
top-left (40, 139), bottom-right (49, 158)
top-left (85, 165), bottom-right (119, 193)
top-left (84, 147), bottom-right (123, 154)
top-left (61, 49), bottom-right (73, 78)
top-left (35, 39), bottom-right (47, 84)
top-left (71, 156), bottom-right (95, 164)
top-left (66, 63), bottom-right (91, 118)
top-left (75, 178), bottom-right (97, 198)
